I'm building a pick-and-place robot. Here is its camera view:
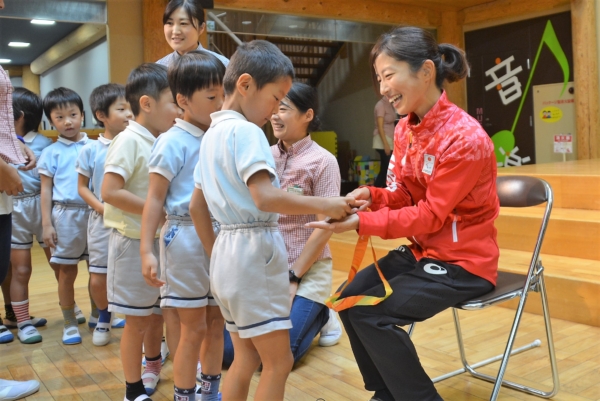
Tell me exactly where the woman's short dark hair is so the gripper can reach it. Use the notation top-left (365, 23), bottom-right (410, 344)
top-left (223, 40), bottom-right (294, 96)
top-left (168, 50), bottom-right (225, 104)
top-left (163, 0), bottom-right (205, 30)
top-left (43, 87), bottom-right (84, 121)
top-left (369, 26), bottom-right (469, 90)
top-left (12, 87), bottom-right (43, 133)
top-left (89, 83), bottom-right (126, 127)
top-left (126, 63), bottom-right (169, 117)
top-left (285, 82), bottom-right (321, 132)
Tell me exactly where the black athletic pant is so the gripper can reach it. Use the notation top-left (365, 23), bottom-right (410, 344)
top-left (0, 213), bottom-right (11, 285)
top-left (375, 149), bottom-right (392, 188)
top-left (339, 246), bottom-right (494, 401)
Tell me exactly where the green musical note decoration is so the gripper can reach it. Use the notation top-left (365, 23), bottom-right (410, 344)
top-left (491, 20), bottom-right (570, 163)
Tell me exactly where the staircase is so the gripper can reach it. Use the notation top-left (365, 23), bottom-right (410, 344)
top-left (209, 33), bottom-right (345, 86)
top-left (329, 159), bottom-right (600, 327)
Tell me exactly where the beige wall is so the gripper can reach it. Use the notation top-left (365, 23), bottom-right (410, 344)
top-left (107, 0), bottom-right (144, 84)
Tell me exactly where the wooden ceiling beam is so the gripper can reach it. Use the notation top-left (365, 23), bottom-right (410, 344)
top-left (267, 38), bottom-right (339, 47)
top-left (215, 0), bottom-right (441, 28)
top-left (460, 0), bottom-right (570, 27)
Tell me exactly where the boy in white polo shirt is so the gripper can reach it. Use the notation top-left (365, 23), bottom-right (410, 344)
top-left (101, 63), bottom-right (179, 401)
top-left (38, 87), bottom-right (90, 345)
top-left (76, 83), bottom-right (132, 347)
top-left (7, 87), bottom-right (52, 344)
top-left (193, 40), bottom-right (362, 400)
top-left (141, 50), bottom-right (225, 401)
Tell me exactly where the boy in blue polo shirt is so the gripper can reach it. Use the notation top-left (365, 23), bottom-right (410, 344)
top-left (76, 83), bottom-right (132, 346)
top-left (141, 50), bottom-right (226, 401)
top-left (6, 88), bottom-right (51, 344)
top-left (38, 87), bottom-right (90, 345)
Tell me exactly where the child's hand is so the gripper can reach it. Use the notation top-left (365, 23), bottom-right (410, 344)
top-left (323, 196), bottom-right (366, 220)
top-left (17, 142), bottom-right (36, 171)
top-left (42, 225), bottom-right (57, 249)
top-left (141, 252), bottom-right (165, 288)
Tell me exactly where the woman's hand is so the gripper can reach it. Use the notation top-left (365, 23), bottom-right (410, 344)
top-left (347, 187), bottom-right (372, 211)
top-left (0, 160), bottom-right (23, 195)
top-left (306, 213), bottom-right (359, 233)
top-left (384, 143), bottom-right (392, 156)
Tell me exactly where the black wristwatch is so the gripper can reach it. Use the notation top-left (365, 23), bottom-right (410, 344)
top-left (289, 269), bottom-right (302, 284)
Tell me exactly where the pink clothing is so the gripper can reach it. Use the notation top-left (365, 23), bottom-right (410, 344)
top-left (373, 97), bottom-right (396, 138)
top-left (357, 91), bottom-right (500, 285)
top-left (272, 135), bottom-right (340, 267)
top-left (0, 68), bottom-right (25, 164)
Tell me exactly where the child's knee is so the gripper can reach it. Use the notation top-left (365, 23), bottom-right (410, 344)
top-left (124, 315), bottom-right (151, 334)
top-left (11, 263), bottom-right (32, 281)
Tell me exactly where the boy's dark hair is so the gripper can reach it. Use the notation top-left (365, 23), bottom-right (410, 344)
top-left (223, 40), bottom-right (295, 96)
top-left (42, 87), bottom-right (84, 121)
top-left (12, 87), bottom-right (43, 133)
top-left (163, 0), bottom-right (205, 30)
top-left (89, 83), bottom-right (126, 127)
top-left (168, 50), bottom-right (225, 105)
top-left (285, 82), bottom-right (321, 132)
top-left (126, 63), bottom-right (169, 117)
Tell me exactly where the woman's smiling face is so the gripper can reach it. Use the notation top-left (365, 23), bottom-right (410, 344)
top-left (164, 6), bottom-right (203, 54)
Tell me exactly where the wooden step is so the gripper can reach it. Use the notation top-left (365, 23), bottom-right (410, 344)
top-left (497, 207), bottom-right (600, 261)
top-left (329, 233), bottom-right (600, 327)
top-left (497, 159), bottom-right (600, 210)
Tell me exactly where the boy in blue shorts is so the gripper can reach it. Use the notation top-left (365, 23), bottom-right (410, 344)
top-left (193, 40), bottom-right (361, 400)
top-left (6, 88), bottom-right (51, 344)
top-left (38, 87), bottom-right (90, 345)
top-left (101, 63), bottom-right (179, 401)
top-left (141, 50), bottom-right (225, 401)
top-left (76, 83), bottom-right (132, 346)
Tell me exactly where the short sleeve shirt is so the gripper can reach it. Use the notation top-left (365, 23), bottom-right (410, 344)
top-left (38, 133), bottom-right (89, 204)
top-left (103, 121), bottom-right (157, 239)
top-left (149, 119), bottom-right (204, 217)
top-left (16, 131), bottom-right (53, 195)
top-left (0, 68), bottom-right (25, 165)
top-left (195, 110), bottom-right (279, 225)
top-left (373, 97), bottom-right (396, 138)
top-left (75, 134), bottom-right (112, 202)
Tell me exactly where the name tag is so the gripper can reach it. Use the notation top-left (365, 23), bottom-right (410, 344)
top-left (287, 185), bottom-right (304, 195)
top-left (422, 154), bottom-right (435, 175)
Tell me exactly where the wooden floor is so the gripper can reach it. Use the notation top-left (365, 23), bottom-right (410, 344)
top-left (1, 244), bottom-right (600, 400)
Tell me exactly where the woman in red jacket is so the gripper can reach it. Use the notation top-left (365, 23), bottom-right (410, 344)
top-left (309, 26), bottom-right (499, 401)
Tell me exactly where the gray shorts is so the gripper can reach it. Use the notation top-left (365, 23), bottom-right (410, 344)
top-left (210, 222), bottom-right (292, 339)
top-left (160, 216), bottom-right (220, 309)
top-left (87, 210), bottom-right (110, 274)
top-left (50, 202), bottom-right (89, 265)
top-left (107, 229), bottom-right (161, 316)
top-left (11, 192), bottom-right (46, 249)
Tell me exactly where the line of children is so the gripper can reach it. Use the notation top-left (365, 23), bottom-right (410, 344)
top-left (5, 88), bottom-right (52, 344)
top-left (37, 87), bottom-right (91, 345)
top-left (193, 40), bottom-right (361, 401)
top-left (101, 63), bottom-right (179, 401)
top-left (141, 50), bottom-right (226, 401)
top-left (76, 83), bottom-right (132, 346)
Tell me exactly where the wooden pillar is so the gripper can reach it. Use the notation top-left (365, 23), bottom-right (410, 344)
top-left (572, 0), bottom-right (600, 159)
top-left (438, 10), bottom-right (467, 110)
top-left (21, 66), bottom-right (40, 95)
top-left (107, 0), bottom-right (144, 83)
top-left (142, 0), bottom-right (171, 63)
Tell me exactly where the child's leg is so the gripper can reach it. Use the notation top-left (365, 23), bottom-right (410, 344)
top-left (9, 250), bottom-right (32, 303)
top-left (251, 330), bottom-right (293, 401)
top-left (89, 272), bottom-right (108, 310)
top-left (162, 308), bottom-right (180, 357)
top-left (199, 305), bottom-right (224, 400)
top-left (87, 273), bottom-right (98, 319)
top-left (143, 313), bottom-right (164, 359)
top-left (173, 308), bottom-right (205, 391)
top-left (121, 315), bottom-right (151, 382)
top-left (57, 264), bottom-right (78, 309)
top-left (223, 332), bottom-right (262, 401)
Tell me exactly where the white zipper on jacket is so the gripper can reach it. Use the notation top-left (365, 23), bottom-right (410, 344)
top-left (452, 215), bottom-right (459, 243)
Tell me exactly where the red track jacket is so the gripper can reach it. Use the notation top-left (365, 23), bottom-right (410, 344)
top-left (357, 92), bottom-right (500, 285)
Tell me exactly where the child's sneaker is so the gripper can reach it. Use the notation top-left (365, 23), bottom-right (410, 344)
top-left (196, 361), bottom-right (202, 382)
top-left (0, 324), bottom-right (14, 344)
top-left (17, 322), bottom-right (42, 344)
top-left (74, 304), bottom-right (86, 324)
top-left (0, 378), bottom-right (40, 400)
top-left (318, 309), bottom-right (342, 347)
top-left (142, 338), bottom-right (169, 366)
top-left (123, 396), bottom-right (152, 401)
top-left (3, 316), bottom-right (47, 329)
top-left (62, 326), bottom-right (82, 345)
top-left (141, 370), bottom-right (160, 395)
top-left (92, 322), bottom-right (111, 346)
top-left (88, 314), bottom-right (126, 329)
